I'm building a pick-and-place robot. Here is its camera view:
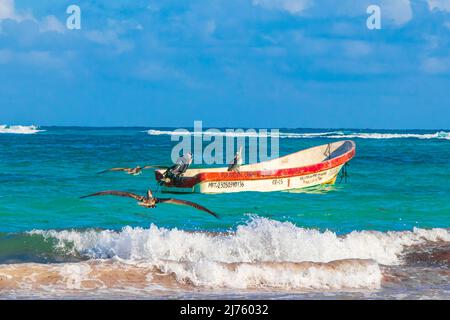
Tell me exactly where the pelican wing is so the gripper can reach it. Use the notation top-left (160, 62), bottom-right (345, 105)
top-left (80, 190), bottom-right (144, 201)
top-left (97, 168), bottom-right (130, 174)
top-left (156, 198), bottom-right (219, 219)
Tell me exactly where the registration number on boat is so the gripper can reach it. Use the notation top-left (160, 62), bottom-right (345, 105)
top-left (208, 181), bottom-right (245, 189)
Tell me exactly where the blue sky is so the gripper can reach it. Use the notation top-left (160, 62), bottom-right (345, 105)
top-left (0, 0), bottom-right (449, 129)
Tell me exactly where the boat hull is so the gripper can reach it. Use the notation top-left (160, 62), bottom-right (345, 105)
top-left (160, 165), bottom-right (343, 194)
top-left (156, 140), bottom-right (355, 194)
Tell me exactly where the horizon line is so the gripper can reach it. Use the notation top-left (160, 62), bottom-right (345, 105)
top-left (2, 124), bottom-right (449, 131)
top-left (27, 125), bottom-right (450, 131)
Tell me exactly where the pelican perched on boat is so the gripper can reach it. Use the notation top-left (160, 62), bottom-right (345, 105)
top-left (160, 152), bottom-right (193, 183)
top-left (98, 165), bottom-right (167, 176)
top-left (228, 146), bottom-right (243, 172)
top-left (80, 189), bottom-right (219, 219)
top-left (170, 152), bottom-right (193, 176)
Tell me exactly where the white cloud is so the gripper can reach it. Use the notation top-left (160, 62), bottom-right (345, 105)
top-left (0, 48), bottom-right (73, 75)
top-left (0, 0), bottom-right (65, 33)
top-left (83, 19), bottom-right (146, 53)
top-left (421, 57), bottom-right (450, 74)
top-left (40, 15), bottom-right (65, 33)
top-left (380, 0), bottom-right (413, 26)
top-left (86, 30), bottom-right (134, 53)
top-left (252, 0), bottom-right (413, 24)
top-left (428, 0), bottom-right (450, 12)
top-left (0, 0), bottom-right (23, 21)
top-left (133, 62), bottom-right (200, 88)
top-left (252, 0), bottom-right (312, 15)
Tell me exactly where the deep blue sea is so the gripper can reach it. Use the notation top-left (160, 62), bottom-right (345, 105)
top-left (0, 126), bottom-right (449, 299)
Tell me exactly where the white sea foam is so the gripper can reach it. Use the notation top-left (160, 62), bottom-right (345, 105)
top-left (145, 129), bottom-right (280, 138)
top-left (325, 131), bottom-right (450, 140)
top-left (152, 259), bottom-right (382, 290)
top-left (0, 259), bottom-right (381, 291)
top-left (144, 129), bottom-right (343, 138)
top-left (30, 217), bottom-right (450, 289)
top-left (145, 129), bottom-right (450, 140)
top-left (0, 125), bottom-right (45, 134)
top-left (18, 217), bottom-right (450, 291)
top-left (145, 129), bottom-right (344, 138)
top-left (30, 217), bottom-right (450, 266)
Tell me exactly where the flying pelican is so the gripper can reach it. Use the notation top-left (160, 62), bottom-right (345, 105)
top-left (228, 146), bottom-right (243, 172)
top-left (80, 189), bottom-right (219, 219)
top-left (97, 165), bottom-right (168, 176)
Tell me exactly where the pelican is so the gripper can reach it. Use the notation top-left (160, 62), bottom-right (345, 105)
top-left (171, 152), bottom-right (193, 176)
top-left (228, 146), bottom-right (243, 172)
top-left (161, 152), bottom-right (193, 183)
top-left (80, 189), bottom-right (219, 219)
top-left (97, 165), bottom-right (168, 176)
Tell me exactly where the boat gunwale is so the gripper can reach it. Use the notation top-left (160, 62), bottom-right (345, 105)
top-left (156, 140), bottom-right (356, 188)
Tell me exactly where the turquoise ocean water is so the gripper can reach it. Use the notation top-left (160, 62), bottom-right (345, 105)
top-left (0, 126), bottom-right (449, 299)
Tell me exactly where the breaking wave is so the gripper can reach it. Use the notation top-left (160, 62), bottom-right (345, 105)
top-left (145, 129), bottom-right (344, 138)
top-left (145, 129), bottom-right (286, 138)
top-left (0, 125), bottom-right (45, 134)
top-left (324, 131), bottom-right (450, 140)
top-left (20, 217), bottom-right (449, 292)
top-left (0, 259), bottom-right (381, 293)
top-left (145, 129), bottom-right (450, 140)
top-left (30, 217), bottom-right (450, 266)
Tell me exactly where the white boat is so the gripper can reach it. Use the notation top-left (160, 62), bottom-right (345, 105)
top-left (155, 140), bottom-right (356, 194)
